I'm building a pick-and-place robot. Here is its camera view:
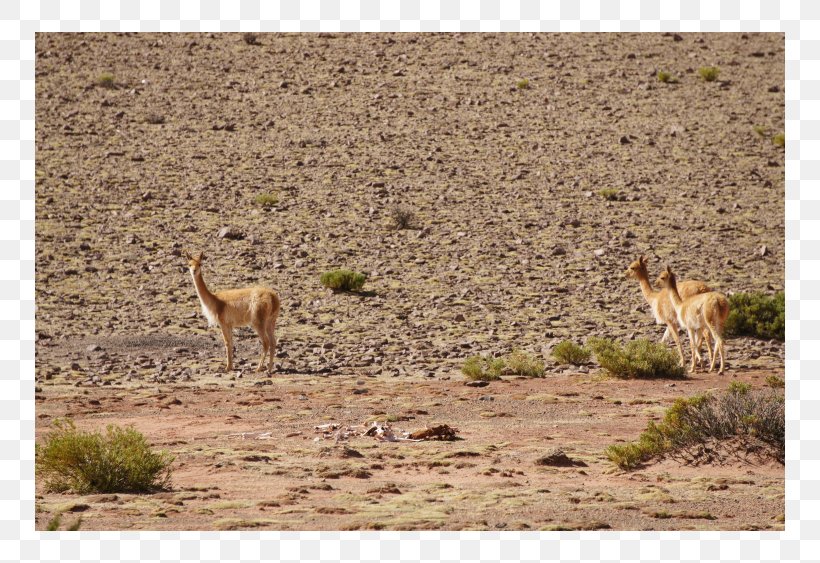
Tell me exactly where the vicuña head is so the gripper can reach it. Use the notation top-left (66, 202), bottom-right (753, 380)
top-left (624, 254), bottom-right (649, 280)
top-left (183, 249), bottom-right (281, 374)
top-left (184, 250), bottom-right (204, 274)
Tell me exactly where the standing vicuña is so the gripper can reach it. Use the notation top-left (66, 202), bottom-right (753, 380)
top-left (655, 266), bottom-right (729, 374)
top-left (625, 255), bottom-right (713, 367)
top-left (184, 251), bottom-right (281, 373)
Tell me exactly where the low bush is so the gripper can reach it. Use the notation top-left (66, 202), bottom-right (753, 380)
top-left (254, 193), bottom-right (279, 208)
top-left (516, 78), bottom-right (530, 89)
top-left (389, 205), bottom-right (415, 230)
top-left (698, 66), bottom-right (720, 82)
top-left (96, 72), bottom-right (115, 88)
top-left (36, 420), bottom-right (173, 494)
top-left (505, 350), bottom-right (545, 377)
top-left (657, 71), bottom-right (674, 83)
top-left (607, 383), bottom-right (784, 470)
top-left (599, 188), bottom-right (619, 201)
top-left (551, 341), bottom-right (591, 365)
top-left (320, 269), bottom-right (367, 292)
top-left (587, 337), bottom-right (685, 379)
top-left (772, 133), bottom-right (785, 147)
top-left (462, 355), bottom-right (505, 381)
top-left (725, 291), bottom-right (785, 341)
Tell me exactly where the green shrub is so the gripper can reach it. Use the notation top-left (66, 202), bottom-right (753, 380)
top-left (753, 125), bottom-right (768, 138)
top-left (599, 188), bottom-right (619, 201)
top-left (45, 514), bottom-right (61, 531)
top-left (657, 71), bottom-right (674, 83)
top-left (606, 383), bottom-right (784, 470)
top-left (36, 420), bottom-right (173, 494)
top-left (462, 355), bottom-right (505, 381)
top-left (254, 192), bottom-right (279, 208)
top-left (96, 72), bottom-right (115, 88)
top-left (320, 269), bottom-right (367, 292)
top-left (505, 350), bottom-right (545, 377)
top-left (698, 66), bottom-right (720, 82)
top-left (516, 78), bottom-right (530, 90)
top-left (766, 375), bottom-right (785, 389)
top-left (725, 291), bottom-right (784, 341)
top-left (551, 341), bottom-right (591, 365)
top-left (587, 337), bottom-right (685, 379)
top-left (772, 133), bottom-right (785, 147)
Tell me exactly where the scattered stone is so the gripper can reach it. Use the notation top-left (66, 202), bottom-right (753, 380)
top-left (535, 448), bottom-right (588, 467)
top-left (464, 380), bottom-right (490, 387)
top-left (217, 226), bottom-right (244, 240)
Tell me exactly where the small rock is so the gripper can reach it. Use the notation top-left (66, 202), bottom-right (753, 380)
top-left (593, 248), bottom-right (605, 257)
top-left (454, 313), bottom-right (466, 322)
top-left (479, 395), bottom-right (494, 401)
top-left (760, 245), bottom-right (769, 256)
top-left (86, 344), bottom-right (102, 353)
top-left (217, 226), bottom-right (244, 240)
top-left (619, 135), bottom-right (631, 145)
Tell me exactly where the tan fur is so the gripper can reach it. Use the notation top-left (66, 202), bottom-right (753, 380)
top-left (185, 251), bottom-right (281, 373)
top-left (656, 266), bottom-right (730, 375)
top-left (625, 255), bottom-right (712, 366)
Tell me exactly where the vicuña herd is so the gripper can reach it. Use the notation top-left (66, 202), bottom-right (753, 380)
top-left (185, 251), bottom-right (730, 376)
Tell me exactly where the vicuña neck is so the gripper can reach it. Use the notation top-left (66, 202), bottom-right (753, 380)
top-left (191, 270), bottom-right (222, 312)
top-left (666, 279), bottom-right (683, 310)
top-left (636, 272), bottom-right (656, 302)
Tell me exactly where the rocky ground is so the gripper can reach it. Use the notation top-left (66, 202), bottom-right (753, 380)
top-left (35, 32), bottom-right (784, 531)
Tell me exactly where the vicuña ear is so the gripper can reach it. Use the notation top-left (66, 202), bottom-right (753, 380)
top-left (665, 265), bottom-right (672, 274)
top-left (198, 252), bottom-right (206, 262)
top-left (640, 255), bottom-right (647, 264)
top-left (182, 249), bottom-right (192, 260)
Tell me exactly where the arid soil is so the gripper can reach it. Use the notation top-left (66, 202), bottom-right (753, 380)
top-left (35, 33), bottom-right (784, 531)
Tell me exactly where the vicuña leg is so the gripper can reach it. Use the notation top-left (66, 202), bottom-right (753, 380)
top-left (266, 320), bottom-right (277, 372)
top-left (687, 328), bottom-right (698, 373)
top-left (666, 322), bottom-right (685, 367)
top-left (221, 325), bottom-right (234, 372)
top-left (253, 321), bottom-right (269, 373)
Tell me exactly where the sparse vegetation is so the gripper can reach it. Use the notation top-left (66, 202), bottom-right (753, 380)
top-left (516, 78), bottom-right (530, 89)
top-left (772, 133), bottom-right (785, 147)
top-left (144, 113), bottom-right (165, 124)
top-left (606, 383), bottom-right (785, 470)
top-left (36, 420), bottom-right (173, 494)
top-left (698, 66), bottom-right (720, 82)
top-left (243, 33), bottom-right (260, 45)
top-left (766, 375), bottom-right (785, 388)
top-left (320, 269), bottom-right (367, 292)
top-left (725, 291), bottom-right (785, 341)
top-left (45, 514), bottom-right (61, 531)
top-left (552, 341), bottom-right (591, 365)
top-left (657, 71), bottom-right (674, 83)
top-left (505, 350), bottom-right (545, 377)
top-left (96, 72), bottom-right (115, 88)
top-left (462, 355), bottom-right (505, 381)
top-left (254, 192), bottom-right (279, 208)
top-left (390, 205), bottom-right (416, 230)
top-left (587, 337), bottom-right (686, 379)
top-left (599, 188), bottom-right (620, 201)
top-left (753, 125), bottom-right (768, 137)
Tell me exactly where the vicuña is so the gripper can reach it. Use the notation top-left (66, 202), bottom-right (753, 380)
top-left (625, 255), bottom-right (713, 367)
top-left (185, 251), bottom-right (281, 373)
top-left (655, 265), bottom-right (729, 375)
